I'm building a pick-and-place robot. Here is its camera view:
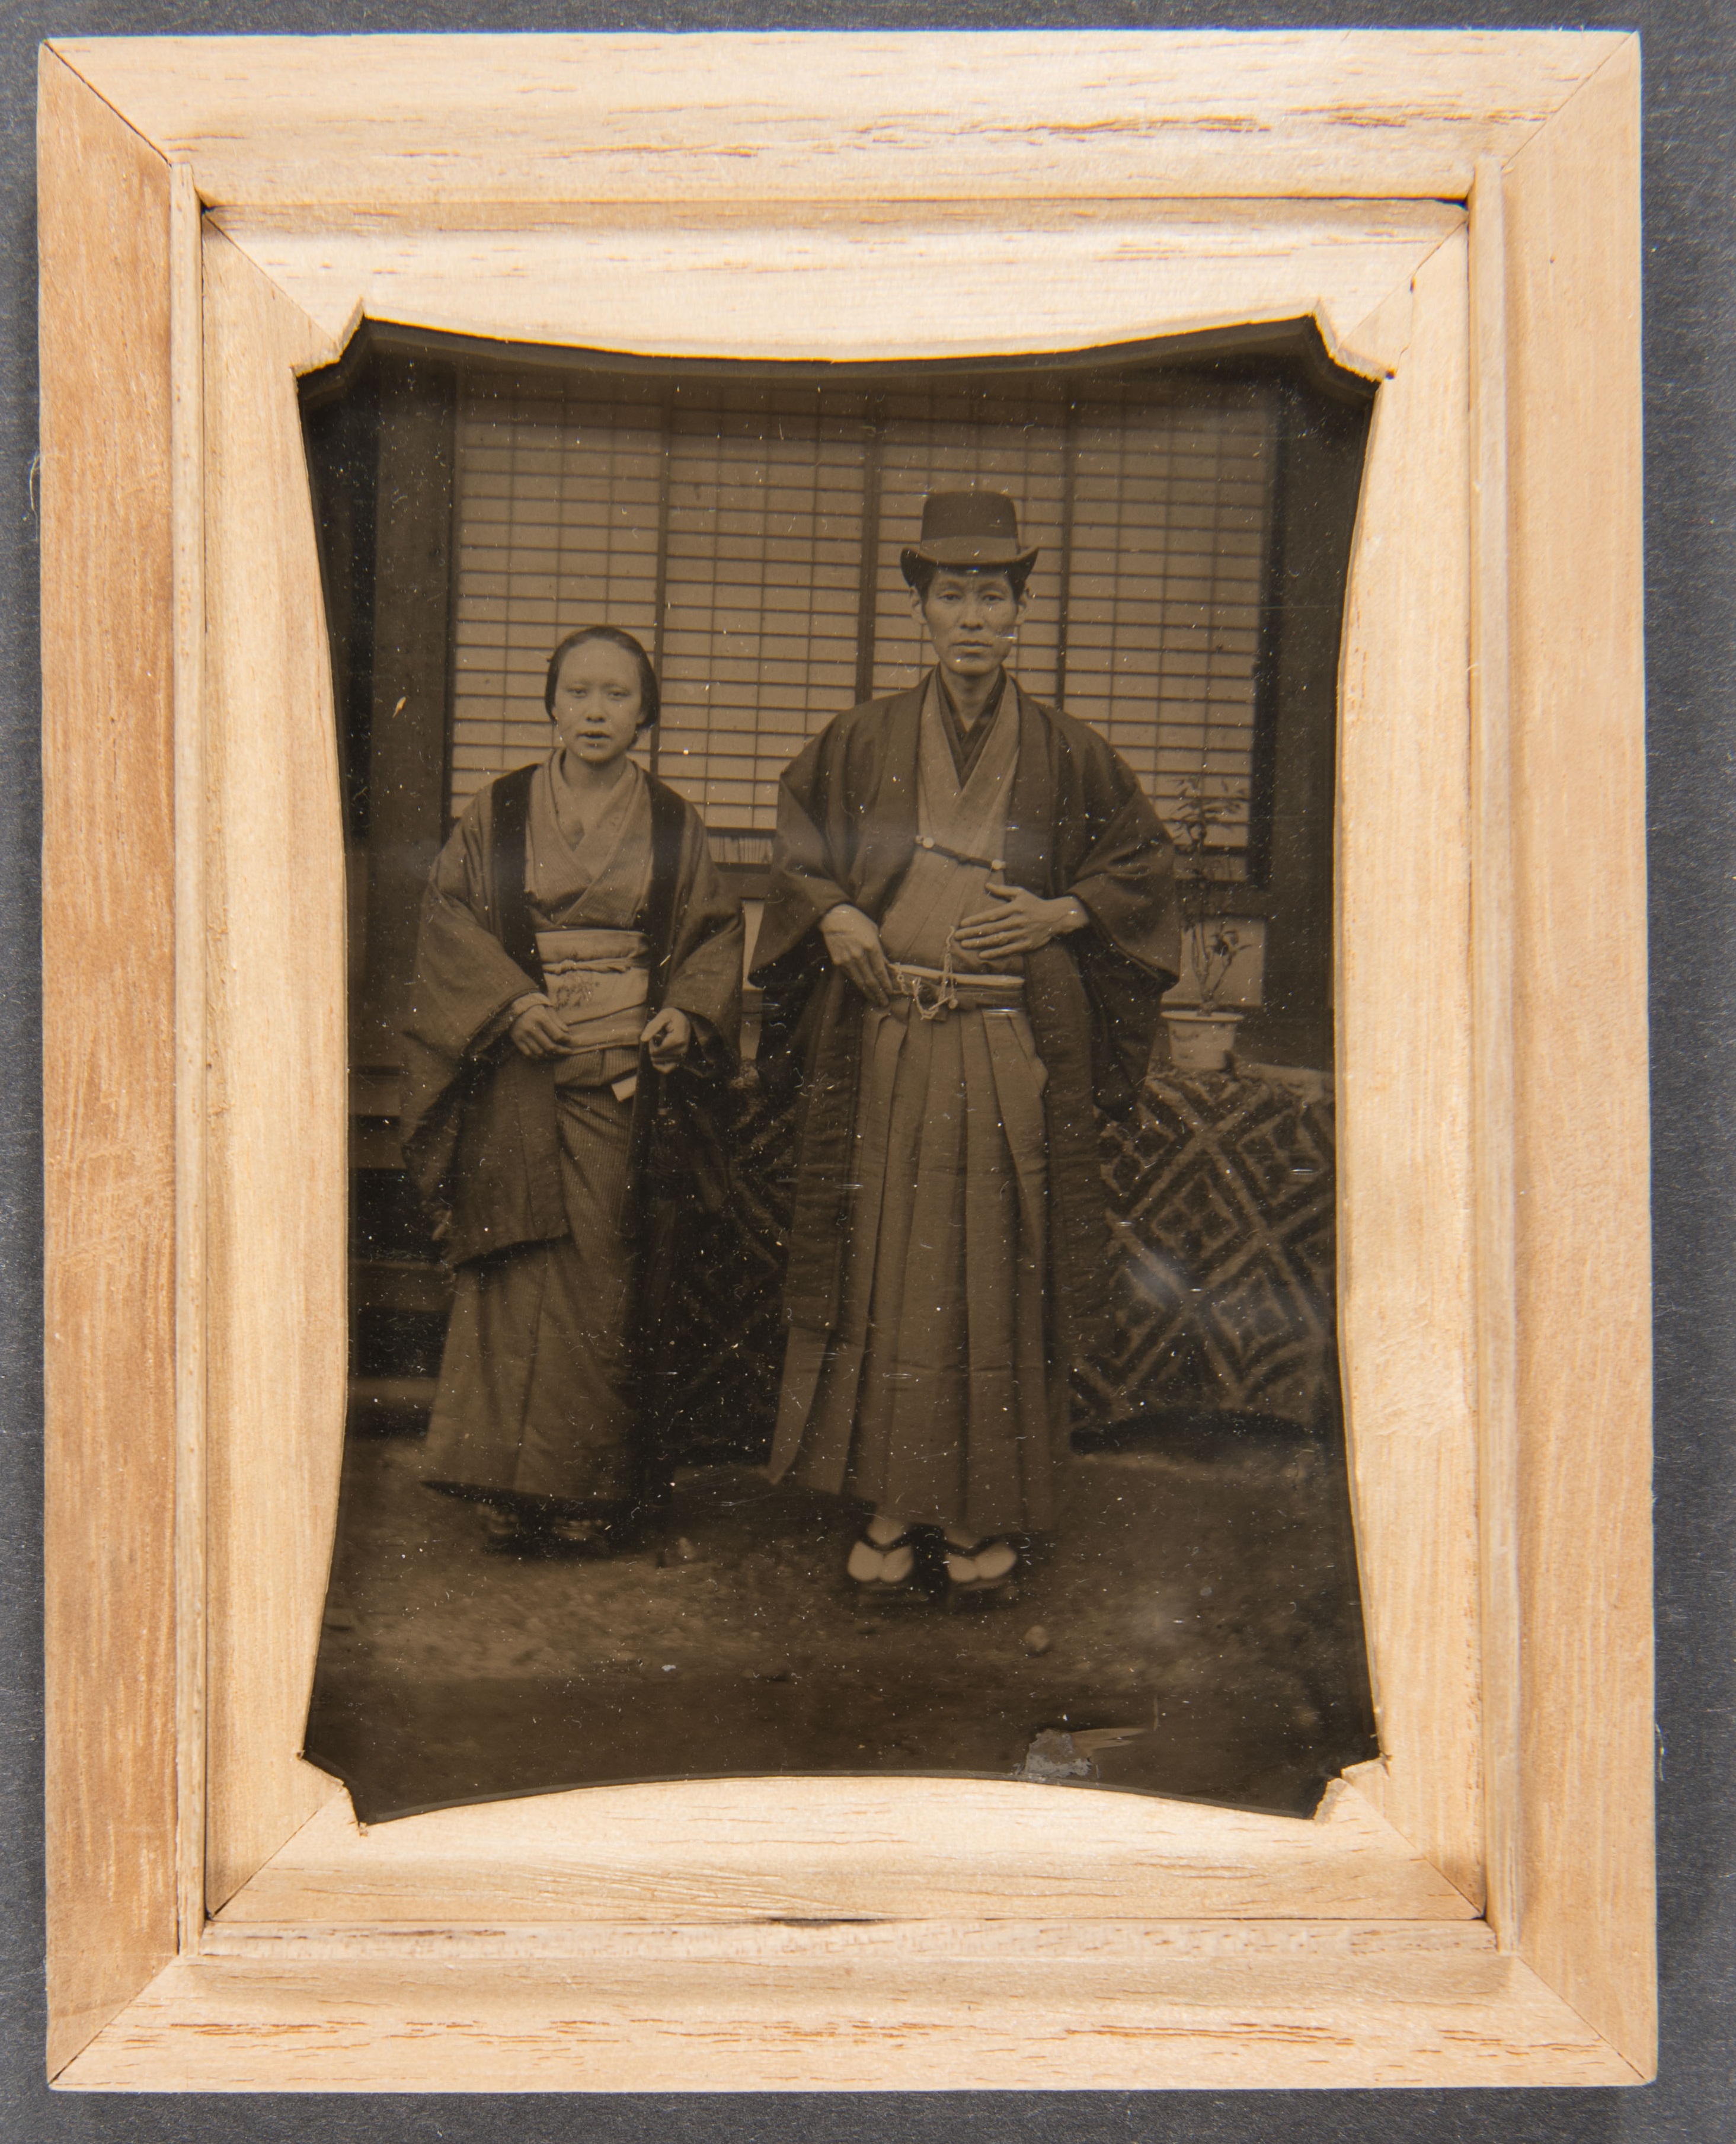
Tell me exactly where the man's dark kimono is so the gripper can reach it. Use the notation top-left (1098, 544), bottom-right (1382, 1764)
top-left (752, 673), bottom-right (1181, 1536)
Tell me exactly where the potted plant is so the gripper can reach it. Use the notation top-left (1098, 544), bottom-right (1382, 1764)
top-left (1162, 774), bottom-right (1249, 1074)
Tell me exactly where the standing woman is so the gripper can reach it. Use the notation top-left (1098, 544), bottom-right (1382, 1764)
top-left (400, 627), bottom-right (743, 1553)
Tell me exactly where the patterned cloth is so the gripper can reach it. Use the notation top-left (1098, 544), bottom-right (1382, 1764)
top-left (650, 1063), bottom-right (1338, 1465)
top-left (1081, 1071), bottom-right (1338, 1429)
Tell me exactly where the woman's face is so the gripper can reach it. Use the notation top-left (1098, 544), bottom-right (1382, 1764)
top-left (549, 638), bottom-right (643, 771)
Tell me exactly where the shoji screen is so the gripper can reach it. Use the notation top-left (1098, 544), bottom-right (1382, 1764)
top-left (1061, 386), bottom-right (1274, 853)
top-left (658, 390), bottom-right (872, 839)
top-left (447, 365), bottom-right (1278, 868)
top-left (450, 372), bottom-right (664, 817)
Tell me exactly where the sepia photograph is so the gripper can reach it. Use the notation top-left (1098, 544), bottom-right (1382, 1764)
top-left (33, 21), bottom-right (1664, 2098)
top-left (300, 324), bottom-right (1380, 1824)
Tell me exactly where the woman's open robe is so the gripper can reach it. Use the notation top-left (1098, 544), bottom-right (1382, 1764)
top-left (401, 756), bottom-right (743, 1510)
top-left (752, 675), bottom-right (1180, 1533)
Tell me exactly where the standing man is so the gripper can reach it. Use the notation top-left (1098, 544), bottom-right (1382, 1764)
top-left (752, 490), bottom-right (1181, 1599)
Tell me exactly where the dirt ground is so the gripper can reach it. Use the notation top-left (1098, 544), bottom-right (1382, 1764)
top-left (305, 1411), bottom-right (1376, 1826)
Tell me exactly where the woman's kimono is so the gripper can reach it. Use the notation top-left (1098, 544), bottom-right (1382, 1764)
top-left (752, 674), bottom-right (1179, 1538)
top-left (399, 754), bottom-right (743, 1515)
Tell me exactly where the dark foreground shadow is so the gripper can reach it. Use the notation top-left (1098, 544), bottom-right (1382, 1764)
top-left (305, 1409), bottom-right (1376, 1824)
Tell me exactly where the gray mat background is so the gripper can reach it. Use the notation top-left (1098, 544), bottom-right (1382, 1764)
top-left (2, 2), bottom-right (1730, 2135)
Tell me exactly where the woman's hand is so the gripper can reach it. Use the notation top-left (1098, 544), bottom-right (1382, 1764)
top-left (954, 879), bottom-right (1088, 961)
top-left (640, 1006), bottom-right (692, 1073)
top-left (819, 903), bottom-right (895, 1008)
top-left (509, 1002), bottom-right (569, 1058)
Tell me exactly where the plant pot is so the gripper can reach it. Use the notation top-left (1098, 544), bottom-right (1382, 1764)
top-left (1162, 1008), bottom-right (1242, 1074)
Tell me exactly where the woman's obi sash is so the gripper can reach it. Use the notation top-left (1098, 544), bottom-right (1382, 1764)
top-left (535, 926), bottom-right (648, 1091)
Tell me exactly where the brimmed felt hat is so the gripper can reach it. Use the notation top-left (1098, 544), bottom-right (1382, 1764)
top-left (899, 490), bottom-right (1039, 586)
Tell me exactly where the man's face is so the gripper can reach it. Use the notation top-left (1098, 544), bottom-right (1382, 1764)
top-left (913, 568), bottom-right (1026, 684)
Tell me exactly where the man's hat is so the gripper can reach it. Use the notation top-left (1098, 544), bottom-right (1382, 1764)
top-left (900, 490), bottom-right (1039, 586)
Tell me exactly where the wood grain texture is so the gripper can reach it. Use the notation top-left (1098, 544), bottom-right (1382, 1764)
top-left (200, 1916), bottom-right (1499, 1963)
top-left (215, 1778), bottom-right (1478, 1927)
top-left (1502, 38), bottom-right (1655, 2077)
top-left (169, 158), bottom-right (208, 1964)
top-left (1335, 231), bottom-right (1483, 1906)
top-left (39, 48), bottom-right (179, 2080)
top-left (52, 31), bottom-right (1623, 209)
top-left (200, 228), bottom-right (349, 1912)
top-left (1341, 272), bottom-right (1418, 381)
top-left (209, 199), bottom-right (1460, 365)
top-left (55, 1939), bottom-right (1636, 2091)
top-left (1468, 154), bottom-right (1523, 1952)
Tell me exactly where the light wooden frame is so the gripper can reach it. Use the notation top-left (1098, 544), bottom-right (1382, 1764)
top-left (39, 31), bottom-right (1651, 2092)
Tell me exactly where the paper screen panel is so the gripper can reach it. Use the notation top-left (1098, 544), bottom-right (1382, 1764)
top-left (1064, 389), bottom-right (1275, 851)
top-left (658, 391), bottom-right (871, 835)
top-left (447, 366), bottom-right (1278, 859)
top-left (450, 372), bottom-right (664, 815)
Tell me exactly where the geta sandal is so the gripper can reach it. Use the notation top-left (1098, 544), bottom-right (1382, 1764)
top-left (942, 1534), bottom-right (1022, 1598)
top-left (541, 1513), bottom-right (616, 1559)
top-left (482, 1507), bottom-right (525, 1551)
top-left (846, 1525), bottom-right (924, 1596)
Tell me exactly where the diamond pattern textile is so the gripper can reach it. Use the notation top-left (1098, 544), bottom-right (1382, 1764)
top-left (653, 1065), bottom-right (1337, 1462)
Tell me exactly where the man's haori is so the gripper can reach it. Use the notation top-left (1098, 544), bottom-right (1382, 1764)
top-left (752, 675), bottom-right (1181, 1535)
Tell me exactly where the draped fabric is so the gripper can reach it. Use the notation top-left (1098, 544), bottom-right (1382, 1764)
top-left (753, 673), bottom-right (1183, 1379)
top-left (759, 677), bottom-right (1174, 1535)
top-left (768, 679), bottom-right (1059, 1529)
top-left (403, 752), bottom-right (743, 1510)
top-left (935, 668), bottom-right (1008, 784)
top-left (423, 1082), bottom-right (640, 1504)
top-left (401, 760), bottom-right (743, 1267)
top-left (526, 753), bottom-right (653, 932)
top-left (879, 672), bottom-right (1023, 973)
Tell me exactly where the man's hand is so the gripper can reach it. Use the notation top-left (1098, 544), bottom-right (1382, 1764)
top-left (509, 1002), bottom-right (569, 1059)
top-left (640, 1006), bottom-right (692, 1073)
top-left (954, 878), bottom-right (1088, 961)
top-left (819, 903), bottom-right (896, 1008)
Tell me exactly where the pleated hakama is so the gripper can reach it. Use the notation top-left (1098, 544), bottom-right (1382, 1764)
top-left (769, 995), bottom-right (1066, 1535)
